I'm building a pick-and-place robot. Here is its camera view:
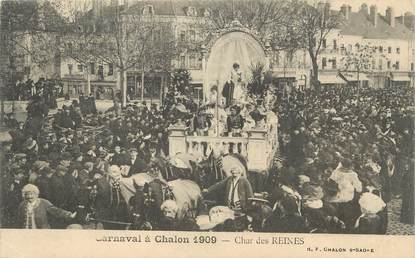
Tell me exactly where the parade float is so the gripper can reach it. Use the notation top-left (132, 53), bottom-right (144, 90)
top-left (168, 20), bottom-right (278, 173)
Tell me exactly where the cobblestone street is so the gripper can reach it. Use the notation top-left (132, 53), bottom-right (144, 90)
top-left (386, 198), bottom-right (415, 235)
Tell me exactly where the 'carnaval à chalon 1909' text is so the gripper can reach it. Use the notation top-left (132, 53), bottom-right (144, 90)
top-left (96, 234), bottom-right (304, 245)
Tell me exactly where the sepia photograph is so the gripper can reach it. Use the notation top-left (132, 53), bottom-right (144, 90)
top-left (0, 0), bottom-right (414, 256)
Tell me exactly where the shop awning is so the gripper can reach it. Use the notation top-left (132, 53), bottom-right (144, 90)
top-left (318, 74), bottom-right (347, 84)
top-left (391, 73), bottom-right (410, 81)
top-left (338, 72), bottom-right (368, 82)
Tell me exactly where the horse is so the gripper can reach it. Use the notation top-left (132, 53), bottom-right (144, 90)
top-left (119, 173), bottom-right (203, 229)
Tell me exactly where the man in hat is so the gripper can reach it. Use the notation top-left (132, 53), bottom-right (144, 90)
top-left (29, 160), bottom-right (49, 184)
top-left (204, 160), bottom-right (253, 213)
top-left (127, 147), bottom-right (147, 176)
top-left (49, 165), bottom-right (72, 228)
top-left (3, 169), bottom-right (26, 228)
top-left (227, 105), bottom-right (244, 137)
top-left (35, 166), bottom-right (54, 201)
top-left (59, 152), bottom-right (73, 169)
top-left (56, 105), bottom-right (75, 129)
top-left (95, 165), bottom-right (129, 230)
top-left (193, 106), bottom-right (212, 136)
top-left (110, 145), bottom-right (128, 166)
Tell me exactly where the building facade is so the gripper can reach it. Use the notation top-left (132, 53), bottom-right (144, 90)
top-left (6, 1), bottom-right (414, 101)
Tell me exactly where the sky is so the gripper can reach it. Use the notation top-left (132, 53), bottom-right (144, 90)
top-left (4, 0), bottom-right (414, 18)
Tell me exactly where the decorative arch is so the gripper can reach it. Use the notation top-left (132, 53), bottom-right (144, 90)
top-left (204, 27), bottom-right (268, 98)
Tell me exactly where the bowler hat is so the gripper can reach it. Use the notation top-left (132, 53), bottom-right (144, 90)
top-left (61, 152), bottom-right (73, 160)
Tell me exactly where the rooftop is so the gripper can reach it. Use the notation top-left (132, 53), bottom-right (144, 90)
top-left (338, 9), bottom-right (415, 40)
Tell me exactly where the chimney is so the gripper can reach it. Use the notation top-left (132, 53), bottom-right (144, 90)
top-left (370, 5), bottom-right (378, 27)
top-left (386, 7), bottom-right (395, 27)
top-left (360, 3), bottom-right (368, 16)
top-left (340, 4), bottom-right (350, 20)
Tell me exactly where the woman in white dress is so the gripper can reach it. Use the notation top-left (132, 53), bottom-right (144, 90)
top-left (230, 63), bottom-right (244, 104)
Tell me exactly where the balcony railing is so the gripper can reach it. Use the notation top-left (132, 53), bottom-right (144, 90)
top-left (168, 120), bottom-right (278, 172)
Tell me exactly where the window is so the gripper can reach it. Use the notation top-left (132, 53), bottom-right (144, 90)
top-left (411, 63), bottom-right (414, 71)
top-left (179, 30), bottom-right (186, 42)
top-left (378, 59), bottom-right (383, 70)
top-left (332, 58), bottom-right (337, 69)
top-left (396, 48), bottom-right (400, 54)
top-left (333, 40), bottom-right (337, 50)
top-left (395, 61), bottom-right (400, 70)
top-left (287, 52), bottom-right (294, 64)
top-left (108, 63), bottom-right (114, 76)
top-left (387, 61), bottom-right (391, 69)
top-left (68, 64), bottom-right (73, 75)
top-left (322, 39), bottom-right (327, 48)
top-left (77, 64), bottom-right (83, 72)
top-left (379, 46), bottom-right (383, 53)
top-left (412, 49), bottom-right (415, 55)
top-left (372, 59), bottom-right (376, 69)
top-left (189, 53), bottom-right (197, 69)
top-left (322, 57), bottom-right (327, 69)
top-left (143, 5), bottom-right (154, 15)
top-left (98, 65), bottom-right (104, 79)
top-left (188, 30), bottom-right (196, 42)
top-left (388, 47), bottom-right (392, 53)
top-left (90, 62), bottom-right (95, 74)
top-left (180, 55), bottom-right (185, 68)
top-left (347, 44), bottom-right (352, 52)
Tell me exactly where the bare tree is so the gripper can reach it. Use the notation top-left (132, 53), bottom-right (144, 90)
top-left (341, 43), bottom-right (387, 100)
top-left (1, 0), bottom-right (65, 84)
top-left (203, 0), bottom-right (298, 51)
top-left (292, 0), bottom-right (342, 88)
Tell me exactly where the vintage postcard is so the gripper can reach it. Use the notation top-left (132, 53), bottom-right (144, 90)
top-left (0, 0), bottom-right (414, 257)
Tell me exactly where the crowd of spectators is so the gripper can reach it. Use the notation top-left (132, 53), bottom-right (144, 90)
top-left (3, 78), bottom-right (63, 107)
top-left (0, 83), bottom-right (413, 233)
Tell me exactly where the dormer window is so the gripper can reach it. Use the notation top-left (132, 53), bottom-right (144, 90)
top-left (186, 6), bottom-right (197, 16)
top-left (143, 5), bottom-right (154, 15)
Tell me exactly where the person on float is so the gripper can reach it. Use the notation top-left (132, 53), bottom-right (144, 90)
top-left (226, 105), bottom-right (244, 137)
top-left (17, 184), bottom-right (77, 229)
top-left (192, 106), bottom-right (212, 136)
top-left (230, 63), bottom-right (244, 104)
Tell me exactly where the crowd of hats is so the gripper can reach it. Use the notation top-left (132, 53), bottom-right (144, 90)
top-left (1, 83), bottom-right (414, 232)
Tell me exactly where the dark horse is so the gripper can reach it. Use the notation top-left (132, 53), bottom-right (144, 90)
top-left (124, 175), bottom-right (203, 230)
